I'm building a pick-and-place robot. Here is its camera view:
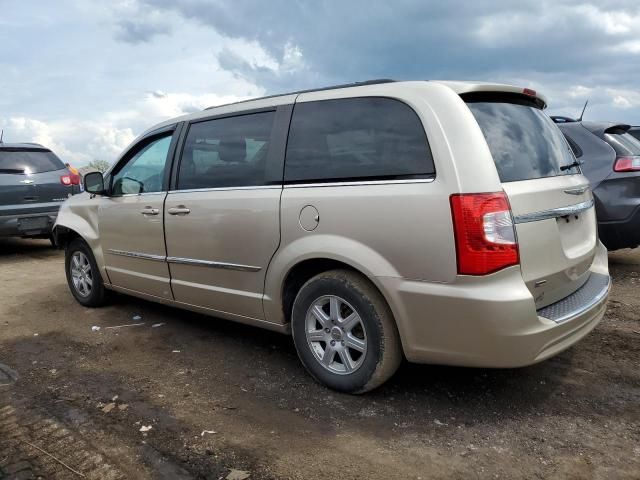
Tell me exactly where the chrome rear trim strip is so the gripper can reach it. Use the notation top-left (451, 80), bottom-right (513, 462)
top-left (514, 199), bottom-right (594, 224)
top-left (167, 256), bottom-right (261, 272)
top-left (106, 249), bottom-right (166, 262)
top-left (285, 178), bottom-right (435, 188)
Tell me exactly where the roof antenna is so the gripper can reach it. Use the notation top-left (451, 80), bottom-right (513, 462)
top-left (578, 100), bottom-right (589, 121)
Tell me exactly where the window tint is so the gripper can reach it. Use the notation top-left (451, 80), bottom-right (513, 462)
top-left (178, 111), bottom-right (275, 190)
top-left (604, 133), bottom-right (640, 156)
top-left (0, 149), bottom-right (65, 173)
top-left (111, 135), bottom-right (172, 196)
top-left (284, 98), bottom-right (434, 183)
top-left (467, 101), bottom-right (578, 182)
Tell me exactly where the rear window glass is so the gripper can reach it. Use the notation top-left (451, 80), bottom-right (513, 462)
top-left (285, 97), bottom-right (434, 183)
top-left (0, 149), bottom-right (65, 174)
top-left (603, 133), bottom-right (640, 156)
top-left (466, 101), bottom-right (578, 182)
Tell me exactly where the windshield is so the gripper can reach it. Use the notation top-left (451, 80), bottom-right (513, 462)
top-left (466, 101), bottom-right (578, 182)
top-left (0, 149), bottom-right (65, 174)
top-left (604, 132), bottom-right (640, 156)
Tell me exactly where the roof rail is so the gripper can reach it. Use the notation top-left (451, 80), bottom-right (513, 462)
top-left (204, 79), bottom-right (396, 110)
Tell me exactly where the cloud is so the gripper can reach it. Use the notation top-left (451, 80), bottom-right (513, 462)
top-left (0, 116), bottom-right (135, 165)
top-left (0, 89), bottom-right (251, 166)
top-left (2, 0), bottom-right (640, 164)
top-left (114, 19), bottom-right (171, 44)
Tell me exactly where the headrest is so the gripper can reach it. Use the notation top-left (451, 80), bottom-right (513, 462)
top-left (218, 138), bottom-right (246, 163)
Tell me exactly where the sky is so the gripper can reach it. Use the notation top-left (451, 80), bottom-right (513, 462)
top-left (1, 0), bottom-right (639, 166)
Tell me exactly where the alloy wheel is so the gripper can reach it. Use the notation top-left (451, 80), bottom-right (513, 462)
top-left (70, 251), bottom-right (93, 297)
top-left (305, 295), bottom-right (368, 375)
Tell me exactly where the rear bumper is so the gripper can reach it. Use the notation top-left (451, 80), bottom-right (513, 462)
top-left (380, 242), bottom-right (610, 368)
top-left (0, 210), bottom-right (60, 237)
top-left (598, 205), bottom-right (640, 250)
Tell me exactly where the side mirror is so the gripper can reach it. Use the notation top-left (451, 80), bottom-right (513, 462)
top-left (84, 171), bottom-right (106, 195)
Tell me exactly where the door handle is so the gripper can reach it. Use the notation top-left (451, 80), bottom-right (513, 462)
top-left (167, 206), bottom-right (191, 215)
top-left (140, 207), bottom-right (160, 215)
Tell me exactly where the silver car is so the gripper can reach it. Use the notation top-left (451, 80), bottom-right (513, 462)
top-left (54, 80), bottom-right (611, 393)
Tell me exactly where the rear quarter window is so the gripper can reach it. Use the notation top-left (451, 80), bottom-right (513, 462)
top-left (0, 149), bottom-right (65, 174)
top-left (284, 97), bottom-right (434, 183)
top-left (466, 100), bottom-right (578, 182)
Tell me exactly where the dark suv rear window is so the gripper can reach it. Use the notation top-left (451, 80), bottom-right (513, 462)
top-left (285, 97), bottom-right (434, 183)
top-left (0, 148), bottom-right (65, 174)
top-left (466, 99), bottom-right (578, 182)
top-left (603, 132), bottom-right (640, 156)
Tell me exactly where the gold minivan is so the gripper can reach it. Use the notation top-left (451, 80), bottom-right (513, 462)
top-left (54, 80), bottom-right (610, 393)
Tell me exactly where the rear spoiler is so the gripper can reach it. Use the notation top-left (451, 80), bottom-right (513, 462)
top-left (603, 124), bottom-right (631, 135)
top-left (460, 91), bottom-right (546, 110)
top-left (0, 147), bottom-right (51, 152)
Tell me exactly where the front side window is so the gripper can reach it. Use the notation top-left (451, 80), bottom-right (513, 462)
top-left (177, 111), bottom-right (275, 190)
top-left (466, 99), bottom-right (578, 182)
top-left (111, 135), bottom-right (172, 196)
top-left (284, 97), bottom-right (434, 183)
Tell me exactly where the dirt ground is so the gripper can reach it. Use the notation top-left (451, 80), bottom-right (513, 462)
top-left (0, 238), bottom-right (638, 480)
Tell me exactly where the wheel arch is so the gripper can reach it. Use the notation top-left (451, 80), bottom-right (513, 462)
top-left (54, 211), bottom-right (108, 282)
top-left (266, 246), bottom-right (401, 333)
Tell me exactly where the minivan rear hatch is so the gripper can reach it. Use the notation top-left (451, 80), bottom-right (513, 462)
top-left (464, 92), bottom-right (597, 308)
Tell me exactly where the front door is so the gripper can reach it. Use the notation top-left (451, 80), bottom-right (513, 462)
top-left (164, 110), bottom-right (282, 319)
top-left (99, 130), bottom-right (176, 299)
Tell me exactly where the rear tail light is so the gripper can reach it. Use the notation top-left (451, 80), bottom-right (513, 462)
top-left (613, 156), bottom-right (640, 172)
top-left (60, 172), bottom-right (81, 186)
top-left (450, 192), bottom-right (519, 275)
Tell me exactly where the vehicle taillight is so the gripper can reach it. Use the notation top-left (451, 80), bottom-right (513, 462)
top-left (60, 173), bottom-right (80, 186)
top-left (450, 192), bottom-right (519, 275)
top-left (613, 156), bottom-right (640, 172)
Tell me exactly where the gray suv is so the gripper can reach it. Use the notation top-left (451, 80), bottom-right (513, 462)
top-left (555, 120), bottom-right (640, 250)
top-left (0, 142), bottom-right (80, 241)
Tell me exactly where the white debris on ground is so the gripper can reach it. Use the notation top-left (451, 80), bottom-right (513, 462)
top-left (139, 425), bottom-right (152, 432)
top-left (105, 323), bottom-right (145, 330)
top-left (226, 469), bottom-right (250, 480)
top-left (91, 326), bottom-right (101, 332)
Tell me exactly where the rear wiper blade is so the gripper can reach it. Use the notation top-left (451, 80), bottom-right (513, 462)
top-left (560, 160), bottom-right (583, 171)
top-left (0, 168), bottom-right (26, 174)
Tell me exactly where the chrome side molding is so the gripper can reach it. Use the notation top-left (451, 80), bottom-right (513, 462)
top-left (107, 249), bottom-right (262, 272)
top-left (106, 249), bottom-right (166, 262)
top-left (514, 199), bottom-right (594, 224)
top-left (166, 256), bottom-right (261, 272)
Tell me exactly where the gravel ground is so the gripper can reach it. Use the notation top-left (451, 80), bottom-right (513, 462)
top-left (0, 238), bottom-right (638, 479)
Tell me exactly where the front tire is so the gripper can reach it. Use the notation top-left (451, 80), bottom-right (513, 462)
top-left (65, 238), bottom-right (110, 307)
top-left (291, 270), bottom-right (402, 394)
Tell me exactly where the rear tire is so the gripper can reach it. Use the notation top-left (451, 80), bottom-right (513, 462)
top-left (65, 238), bottom-right (110, 307)
top-left (291, 269), bottom-right (402, 394)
